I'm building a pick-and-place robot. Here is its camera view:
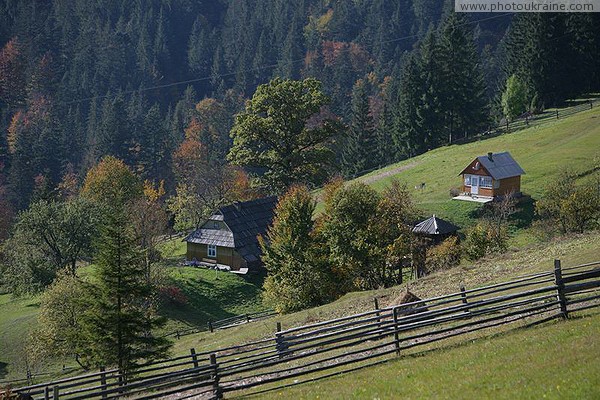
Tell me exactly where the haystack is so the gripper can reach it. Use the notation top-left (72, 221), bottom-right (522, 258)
top-left (392, 289), bottom-right (428, 316)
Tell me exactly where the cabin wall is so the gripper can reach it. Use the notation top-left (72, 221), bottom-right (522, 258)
top-left (186, 243), bottom-right (247, 270)
top-left (496, 176), bottom-right (521, 196)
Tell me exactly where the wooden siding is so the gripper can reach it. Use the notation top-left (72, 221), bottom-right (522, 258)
top-left (186, 243), bottom-right (247, 270)
top-left (462, 175), bottom-right (521, 197)
top-left (496, 175), bottom-right (521, 196)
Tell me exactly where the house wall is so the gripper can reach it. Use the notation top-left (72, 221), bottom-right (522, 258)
top-left (186, 243), bottom-right (247, 270)
top-left (462, 175), bottom-right (521, 197)
top-left (462, 174), bottom-right (494, 197)
top-left (496, 175), bottom-right (521, 196)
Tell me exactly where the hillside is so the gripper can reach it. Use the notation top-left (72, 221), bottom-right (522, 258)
top-left (348, 104), bottom-right (600, 245)
top-left (1, 104), bottom-right (599, 385)
top-left (246, 312), bottom-right (600, 399)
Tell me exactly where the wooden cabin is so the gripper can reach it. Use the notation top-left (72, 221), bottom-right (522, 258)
top-left (184, 196), bottom-right (278, 274)
top-left (456, 152), bottom-right (525, 202)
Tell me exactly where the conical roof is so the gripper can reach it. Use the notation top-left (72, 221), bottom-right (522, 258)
top-left (412, 215), bottom-right (459, 235)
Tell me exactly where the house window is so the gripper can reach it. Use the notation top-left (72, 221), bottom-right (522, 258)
top-left (207, 244), bottom-right (217, 258)
top-left (464, 175), bottom-right (471, 186)
top-left (480, 176), bottom-right (493, 188)
top-left (213, 221), bottom-right (219, 229)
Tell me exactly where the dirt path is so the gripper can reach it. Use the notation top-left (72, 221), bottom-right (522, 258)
top-left (357, 161), bottom-right (419, 185)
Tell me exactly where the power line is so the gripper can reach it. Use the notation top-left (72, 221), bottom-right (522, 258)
top-left (56, 12), bottom-right (514, 108)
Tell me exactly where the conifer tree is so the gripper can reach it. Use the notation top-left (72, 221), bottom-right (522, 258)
top-left (81, 209), bottom-right (170, 374)
top-left (261, 186), bottom-right (334, 313)
top-left (341, 79), bottom-right (377, 176)
top-left (437, 13), bottom-right (488, 141)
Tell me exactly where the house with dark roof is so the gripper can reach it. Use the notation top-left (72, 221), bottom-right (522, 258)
top-left (184, 196), bottom-right (278, 274)
top-left (455, 151), bottom-right (525, 203)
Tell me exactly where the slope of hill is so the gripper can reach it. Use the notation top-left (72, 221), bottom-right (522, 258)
top-left (1, 104), bottom-right (599, 385)
top-left (348, 105), bottom-right (600, 245)
top-left (247, 311), bottom-right (600, 399)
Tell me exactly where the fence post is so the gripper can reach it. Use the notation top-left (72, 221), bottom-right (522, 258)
top-left (190, 348), bottom-right (199, 369)
top-left (53, 386), bottom-right (60, 400)
top-left (590, 100), bottom-right (593, 109)
top-left (246, 314), bottom-right (250, 323)
top-left (208, 321), bottom-right (213, 333)
top-left (392, 307), bottom-right (400, 356)
top-left (100, 366), bottom-right (107, 399)
top-left (210, 353), bottom-right (222, 400)
top-left (373, 297), bottom-right (382, 339)
top-left (556, 109), bottom-right (559, 119)
top-left (460, 286), bottom-right (470, 315)
top-left (554, 259), bottom-right (569, 319)
top-left (44, 386), bottom-right (50, 400)
top-left (275, 322), bottom-right (290, 359)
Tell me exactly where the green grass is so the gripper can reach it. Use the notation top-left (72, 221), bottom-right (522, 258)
top-left (0, 294), bottom-right (39, 382)
top-left (168, 232), bottom-right (600, 357)
top-left (244, 312), bottom-right (600, 400)
top-left (347, 106), bottom-right (600, 244)
top-left (160, 265), bottom-right (268, 334)
top-left (2, 103), bottom-right (599, 385)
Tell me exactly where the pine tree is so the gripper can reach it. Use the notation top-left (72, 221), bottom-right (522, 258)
top-left (261, 185), bottom-right (334, 313)
top-left (341, 79), bottom-right (377, 176)
top-left (393, 52), bottom-right (424, 158)
top-left (81, 209), bottom-right (170, 374)
top-left (437, 13), bottom-right (488, 141)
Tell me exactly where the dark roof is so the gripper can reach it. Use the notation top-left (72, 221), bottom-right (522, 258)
top-left (460, 152), bottom-right (525, 180)
top-left (185, 229), bottom-right (234, 247)
top-left (412, 215), bottom-right (459, 235)
top-left (185, 196), bottom-right (278, 263)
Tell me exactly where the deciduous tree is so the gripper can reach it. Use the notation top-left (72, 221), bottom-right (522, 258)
top-left (228, 78), bottom-right (343, 193)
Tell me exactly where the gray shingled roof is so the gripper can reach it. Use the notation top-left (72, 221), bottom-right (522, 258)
top-left (185, 196), bottom-right (278, 263)
top-left (471, 152), bottom-right (525, 180)
top-left (412, 215), bottom-right (459, 235)
top-left (185, 228), bottom-right (234, 247)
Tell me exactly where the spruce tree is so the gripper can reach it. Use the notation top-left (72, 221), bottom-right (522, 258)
top-left (341, 79), bottom-right (377, 177)
top-left (82, 209), bottom-right (170, 375)
top-left (437, 13), bottom-right (488, 140)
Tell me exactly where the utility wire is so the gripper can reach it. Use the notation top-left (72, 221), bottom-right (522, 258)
top-left (58, 12), bottom-right (514, 107)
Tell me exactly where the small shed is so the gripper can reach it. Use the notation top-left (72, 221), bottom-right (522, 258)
top-left (456, 151), bottom-right (525, 203)
top-left (412, 215), bottom-right (459, 244)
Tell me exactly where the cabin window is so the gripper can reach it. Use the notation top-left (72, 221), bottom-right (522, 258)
top-left (464, 175), bottom-right (471, 186)
top-left (480, 176), bottom-right (492, 188)
top-left (213, 221), bottom-right (219, 229)
top-left (493, 179), bottom-right (500, 189)
top-left (207, 244), bottom-right (217, 258)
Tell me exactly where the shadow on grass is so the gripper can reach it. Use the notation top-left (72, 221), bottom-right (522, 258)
top-left (0, 361), bottom-right (7, 380)
top-left (161, 267), bottom-right (267, 330)
top-left (511, 196), bottom-right (536, 230)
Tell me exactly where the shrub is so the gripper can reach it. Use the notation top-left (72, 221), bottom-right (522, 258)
top-left (425, 236), bottom-right (461, 273)
top-left (463, 221), bottom-right (508, 261)
top-left (159, 285), bottom-right (189, 306)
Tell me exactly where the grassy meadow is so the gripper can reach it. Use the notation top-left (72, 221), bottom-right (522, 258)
top-left (1, 103), bottom-right (600, 386)
top-left (242, 311), bottom-right (600, 400)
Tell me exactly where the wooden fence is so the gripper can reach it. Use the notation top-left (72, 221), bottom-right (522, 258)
top-left (3, 259), bottom-right (600, 400)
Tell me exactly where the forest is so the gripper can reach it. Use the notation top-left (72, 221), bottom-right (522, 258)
top-left (0, 1), bottom-right (599, 220)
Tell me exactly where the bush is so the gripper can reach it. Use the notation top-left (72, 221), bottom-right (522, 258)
top-left (463, 222), bottom-right (508, 261)
top-left (425, 236), bottom-right (461, 273)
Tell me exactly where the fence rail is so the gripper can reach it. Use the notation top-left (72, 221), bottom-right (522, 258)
top-left (3, 259), bottom-right (600, 399)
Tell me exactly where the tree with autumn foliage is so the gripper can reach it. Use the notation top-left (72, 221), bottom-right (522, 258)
top-left (0, 38), bottom-right (26, 107)
top-left (168, 134), bottom-right (259, 231)
top-left (81, 156), bottom-right (143, 211)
